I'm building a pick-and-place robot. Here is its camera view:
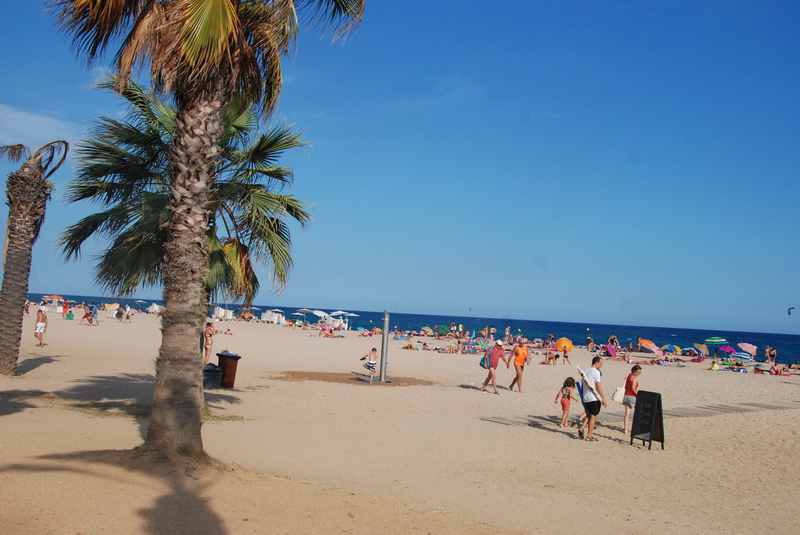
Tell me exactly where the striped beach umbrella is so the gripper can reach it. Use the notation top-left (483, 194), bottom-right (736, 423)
top-left (732, 351), bottom-right (754, 361)
top-left (737, 343), bottom-right (757, 356)
top-left (705, 337), bottom-right (727, 345)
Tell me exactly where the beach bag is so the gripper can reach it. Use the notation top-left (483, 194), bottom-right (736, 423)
top-left (479, 351), bottom-right (491, 369)
top-left (612, 387), bottom-right (625, 404)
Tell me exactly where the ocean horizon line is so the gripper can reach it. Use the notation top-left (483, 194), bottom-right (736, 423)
top-left (28, 291), bottom-right (799, 340)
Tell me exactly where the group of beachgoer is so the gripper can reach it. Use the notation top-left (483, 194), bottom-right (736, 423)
top-left (23, 299), bottom-right (149, 349)
top-left (470, 334), bottom-right (646, 442)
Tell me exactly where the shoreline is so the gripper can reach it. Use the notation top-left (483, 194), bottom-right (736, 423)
top-left (26, 292), bottom-right (800, 362)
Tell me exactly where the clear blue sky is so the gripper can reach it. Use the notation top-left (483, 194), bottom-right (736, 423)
top-left (0, 1), bottom-right (798, 334)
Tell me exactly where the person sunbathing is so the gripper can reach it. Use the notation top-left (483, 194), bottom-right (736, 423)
top-left (770, 364), bottom-right (790, 376)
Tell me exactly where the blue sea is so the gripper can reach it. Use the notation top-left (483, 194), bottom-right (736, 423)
top-left (30, 293), bottom-right (800, 364)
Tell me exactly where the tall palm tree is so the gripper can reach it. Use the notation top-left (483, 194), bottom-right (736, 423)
top-left (0, 142), bottom-right (69, 375)
top-left (54, 0), bottom-right (365, 459)
top-left (61, 79), bottom-right (309, 306)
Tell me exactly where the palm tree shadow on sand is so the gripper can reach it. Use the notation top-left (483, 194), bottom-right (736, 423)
top-left (1, 373), bottom-right (240, 534)
top-left (54, 373), bottom-right (240, 439)
top-left (16, 354), bottom-right (64, 375)
top-left (0, 450), bottom-right (227, 535)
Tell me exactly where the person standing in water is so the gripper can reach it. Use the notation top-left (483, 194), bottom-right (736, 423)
top-left (508, 341), bottom-right (529, 393)
top-left (34, 303), bottom-right (48, 347)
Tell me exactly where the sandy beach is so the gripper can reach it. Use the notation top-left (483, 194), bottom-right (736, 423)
top-left (1, 313), bottom-right (799, 534)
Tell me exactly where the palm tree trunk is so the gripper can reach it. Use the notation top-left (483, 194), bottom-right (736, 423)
top-left (144, 84), bottom-right (225, 459)
top-left (0, 162), bottom-right (51, 375)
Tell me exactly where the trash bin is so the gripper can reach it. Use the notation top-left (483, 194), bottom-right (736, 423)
top-left (216, 351), bottom-right (242, 389)
top-left (203, 363), bottom-right (222, 389)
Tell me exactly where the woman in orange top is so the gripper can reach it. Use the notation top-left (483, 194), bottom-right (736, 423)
top-left (508, 342), bottom-right (529, 393)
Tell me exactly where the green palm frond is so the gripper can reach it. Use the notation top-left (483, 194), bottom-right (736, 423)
top-left (179, 0), bottom-right (241, 69)
top-left (55, 0), bottom-right (365, 115)
top-left (228, 125), bottom-right (305, 169)
top-left (300, 0), bottom-right (366, 27)
top-left (63, 80), bottom-right (309, 300)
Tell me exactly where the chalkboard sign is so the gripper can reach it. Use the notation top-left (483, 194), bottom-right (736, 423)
top-left (630, 390), bottom-right (664, 450)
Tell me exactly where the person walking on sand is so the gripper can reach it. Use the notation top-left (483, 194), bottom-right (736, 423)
top-left (34, 303), bottom-right (48, 347)
top-left (481, 340), bottom-right (509, 394)
top-left (508, 341), bottom-right (529, 393)
top-left (203, 321), bottom-right (216, 365)
top-left (579, 356), bottom-right (607, 441)
top-left (622, 365), bottom-right (642, 435)
top-left (562, 346), bottom-right (572, 366)
top-left (554, 377), bottom-right (579, 428)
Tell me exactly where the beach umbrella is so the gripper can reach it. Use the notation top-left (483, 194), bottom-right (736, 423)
top-left (295, 308), bottom-right (313, 322)
top-left (732, 351), bottom-right (753, 361)
top-left (682, 347), bottom-right (699, 356)
top-left (704, 337), bottom-right (727, 358)
top-left (344, 312), bottom-right (359, 328)
top-left (330, 310), bottom-right (347, 317)
top-left (661, 344), bottom-right (681, 354)
top-left (312, 310), bottom-right (329, 318)
top-left (693, 343), bottom-right (709, 356)
top-left (638, 338), bottom-right (663, 356)
top-left (291, 312), bottom-right (304, 316)
top-left (718, 345), bottom-right (735, 354)
top-left (555, 337), bottom-right (574, 352)
top-left (738, 343), bottom-right (757, 356)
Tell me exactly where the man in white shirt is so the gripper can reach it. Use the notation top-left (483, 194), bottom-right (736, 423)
top-left (581, 356), bottom-right (607, 441)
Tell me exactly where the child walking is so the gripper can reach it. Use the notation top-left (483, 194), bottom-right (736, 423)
top-left (554, 377), bottom-right (579, 428)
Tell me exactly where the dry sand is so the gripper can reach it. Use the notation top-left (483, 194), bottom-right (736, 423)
top-left (1, 313), bottom-right (799, 534)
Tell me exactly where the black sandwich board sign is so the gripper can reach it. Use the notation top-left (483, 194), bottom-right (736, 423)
top-left (630, 390), bottom-right (664, 450)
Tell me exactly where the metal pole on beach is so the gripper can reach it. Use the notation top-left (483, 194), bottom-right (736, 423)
top-left (379, 310), bottom-right (390, 382)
